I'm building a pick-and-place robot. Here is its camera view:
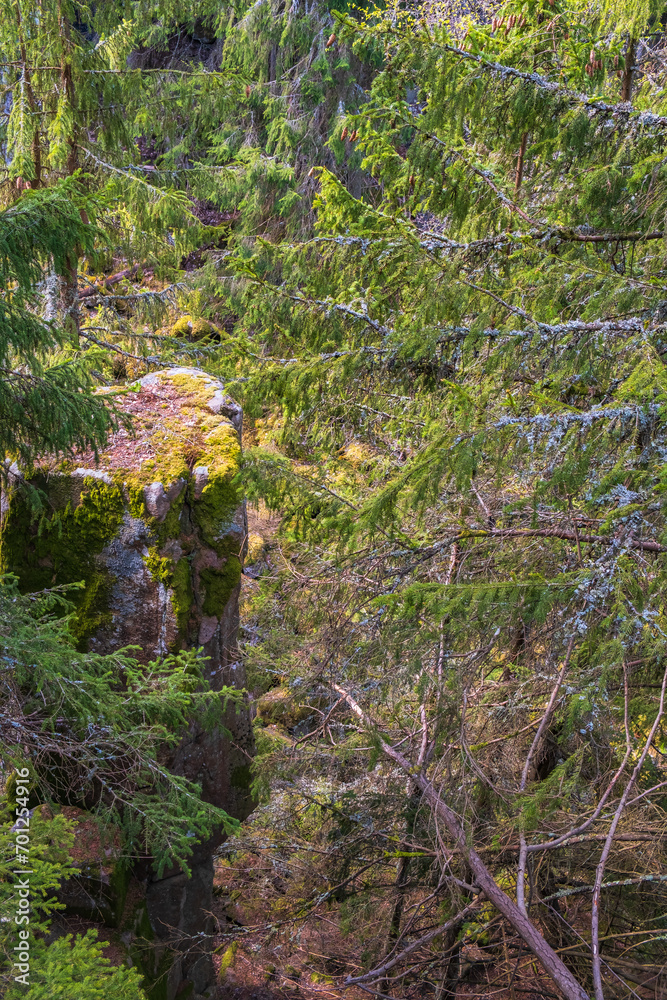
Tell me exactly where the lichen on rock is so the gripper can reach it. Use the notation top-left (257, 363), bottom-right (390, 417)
top-left (0, 367), bottom-right (247, 665)
top-left (0, 367), bottom-right (255, 1000)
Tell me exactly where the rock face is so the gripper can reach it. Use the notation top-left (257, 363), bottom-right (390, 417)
top-left (0, 368), bottom-right (254, 999)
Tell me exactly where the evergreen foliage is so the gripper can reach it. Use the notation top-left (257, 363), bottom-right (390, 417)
top-left (0, 809), bottom-right (146, 999)
top-left (206, 0), bottom-right (667, 995)
top-left (0, 578), bottom-right (242, 873)
top-left (7, 0), bottom-right (667, 994)
top-left (0, 180), bottom-right (119, 462)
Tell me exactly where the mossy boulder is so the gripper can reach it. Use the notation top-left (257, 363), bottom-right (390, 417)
top-left (0, 367), bottom-right (255, 1000)
top-left (170, 315), bottom-right (221, 341)
top-left (0, 367), bottom-right (246, 669)
top-left (255, 686), bottom-right (311, 730)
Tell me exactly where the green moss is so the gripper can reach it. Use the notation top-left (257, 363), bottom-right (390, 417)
top-left (194, 422), bottom-right (241, 554)
top-left (200, 559), bottom-right (242, 616)
top-left (170, 315), bottom-right (218, 340)
top-left (128, 483), bottom-right (148, 520)
top-left (199, 421), bottom-right (241, 475)
top-left (219, 941), bottom-right (238, 979)
top-left (143, 546), bottom-right (194, 649)
top-left (108, 862), bottom-right (131, 928)
top-left (193, 478), bottom-right (241, 553)
top-left (171, 557), bottom-right (193, 640)
top-left (120, 370), bottom-right (240, 499)
top-left (124, 438), bottom-right (189, 492)
top-left (69, 570), bottom-right (115, 645)
top-left (143, 547), bottom-right (174, 586)
top-left (125, 898), bottom-right (154, 941)
top-left (0, 477), bottom-right (124, 648)
top-left (3, 771), bottom-right (40, 812)
top-left (230, 765), bottom-right (252, 790)
top-left (152, 489), bottom-right (186, 547)
top-left (135, 943), bottom-right (174, 1000)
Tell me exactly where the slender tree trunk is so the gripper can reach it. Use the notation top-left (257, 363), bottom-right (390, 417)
top-left (515, 131), bottom-right (528, 194)
top-left (621, 37), bottom-right (636, 103)
top-left (58, 254), bottom-right (81, 347)
top-left (58, 0), bottom-right (81, 346)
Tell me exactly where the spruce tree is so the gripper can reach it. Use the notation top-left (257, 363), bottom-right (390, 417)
top-left (0, 179), bottom-right (120, 462)
top-left (215, 1), bottom-right (667, 996)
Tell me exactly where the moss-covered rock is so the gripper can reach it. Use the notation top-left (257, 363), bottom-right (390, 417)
top-left (256, 686), bottom-right (311, 730)
top-left (0, 474), bottom-right (125, 647)
top-left (0, 368), bottom-right (246, 663)
top-left (0, 368), bottom-right (255, 1000)
top-left (169, 315), bottom-right (221, 341)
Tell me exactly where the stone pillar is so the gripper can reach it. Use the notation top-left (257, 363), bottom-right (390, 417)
top-left (0, 368), bottom-right (255, 999)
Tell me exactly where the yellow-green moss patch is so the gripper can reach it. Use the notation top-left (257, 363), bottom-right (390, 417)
top-left (200, 560), bottom-right (242, 616)
top-left (0, 476), bottom-right (125, 648)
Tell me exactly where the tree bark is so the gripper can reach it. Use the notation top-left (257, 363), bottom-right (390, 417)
top-left (621, 37), bottom-right (636, 103)
top-left (58, 0), bottom-right (81, 346)
top-left (58, 254), bottom-right (81, 347)
top-left (515, 131), bottom-right (528, 194)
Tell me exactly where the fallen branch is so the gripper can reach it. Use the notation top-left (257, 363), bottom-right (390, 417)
top-left (332, 682), bottom-right (590, 1000)
top-left (344, 900), bottom-right (480, 985)
top-left (79, 264), bottom-right (154, 298)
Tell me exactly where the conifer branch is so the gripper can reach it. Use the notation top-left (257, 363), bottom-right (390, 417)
top-left (439, 40), bottom-right (667, 132)
top-left (455, 527), bottom-right (667, 554)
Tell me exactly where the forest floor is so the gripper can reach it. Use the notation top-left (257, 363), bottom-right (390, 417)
top-left (210, 842), bottom-right (564, 1000)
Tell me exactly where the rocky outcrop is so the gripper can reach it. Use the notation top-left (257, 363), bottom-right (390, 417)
top-left (0, 368), bottom-right (254, 999)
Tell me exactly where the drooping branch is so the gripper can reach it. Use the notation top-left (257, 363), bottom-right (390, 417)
top-left (457, 526), bottom-right (667, 554)
top-left (437, 38), bottom-right (667, 132)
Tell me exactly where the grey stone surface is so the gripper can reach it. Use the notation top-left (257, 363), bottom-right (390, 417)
top-left (2, 369), bottom-right (254, 996)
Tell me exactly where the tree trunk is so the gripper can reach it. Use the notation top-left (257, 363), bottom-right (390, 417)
top-left (621, 37), bottom-right (636, 103)
top-left (58, 0), bottom-right (81, 346)
top-left (58, 255), bottom-right (80, 348)
top-left (515, 131), bottom-right (528, 194)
